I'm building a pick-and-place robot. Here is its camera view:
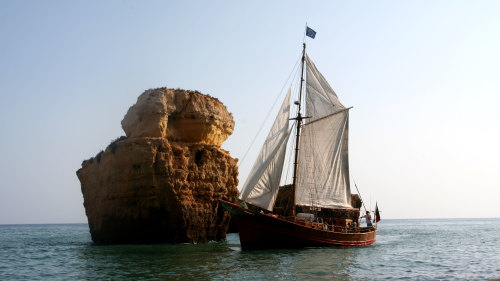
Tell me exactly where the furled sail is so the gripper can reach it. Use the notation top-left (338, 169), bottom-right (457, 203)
top-left (239, 90), bottom-right (291, 211)
top-left (295, 55), bottom-right (352, 209)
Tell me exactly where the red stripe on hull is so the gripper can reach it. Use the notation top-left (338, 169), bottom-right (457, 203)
top-left (235, 209), bottom-right (377, 250)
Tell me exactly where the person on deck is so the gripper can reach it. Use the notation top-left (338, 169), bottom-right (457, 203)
top-left (364, 211), bottom-right (373, 227)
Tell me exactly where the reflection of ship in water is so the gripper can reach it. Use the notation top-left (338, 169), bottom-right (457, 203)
top-left (289, 247), bottom-right (358, 280)
top-left (231, 235), bottom-right (359, 280)
top-left (222, 27), bottom-right (379, 250)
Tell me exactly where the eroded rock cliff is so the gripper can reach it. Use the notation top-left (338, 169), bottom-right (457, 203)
top-left (77, 88), bottom-right (238, 244)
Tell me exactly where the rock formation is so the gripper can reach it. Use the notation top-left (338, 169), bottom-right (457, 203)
top-left (76, 88), bottom-right (238, 244)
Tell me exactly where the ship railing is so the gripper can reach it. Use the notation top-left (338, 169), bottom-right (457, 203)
top-left (292, 220), bottom-right (360, 233)
top-left (286, 215), bottom-right (366, 233)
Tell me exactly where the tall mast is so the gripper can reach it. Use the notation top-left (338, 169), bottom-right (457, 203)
top-left (290, 42), bottom-right (306, 216)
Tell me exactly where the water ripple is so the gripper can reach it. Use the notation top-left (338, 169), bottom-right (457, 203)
top-left (0, 220), bottom-right (499, 280)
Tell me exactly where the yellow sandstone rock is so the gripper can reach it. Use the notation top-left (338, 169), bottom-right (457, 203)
top-left (77, 88), bottom-right (238, 244)
top-left (121, 88), bottom-right (234, 145)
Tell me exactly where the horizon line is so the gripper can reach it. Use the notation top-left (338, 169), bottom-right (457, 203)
top-left (1, 217), bottom-right (499, 226)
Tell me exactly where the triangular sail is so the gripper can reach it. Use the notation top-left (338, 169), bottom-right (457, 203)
top-left (239, 90), bottom-right (291, 211)
top-left (305, 54), bottom-right (345, 121)
top-left (295, 55), bottom-right (352, 209)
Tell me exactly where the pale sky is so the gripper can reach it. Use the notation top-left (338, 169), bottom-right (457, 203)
top-left (1, 1), bottom-right (499, 224)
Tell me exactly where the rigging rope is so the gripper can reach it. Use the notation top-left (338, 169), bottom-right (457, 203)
top-left (238, 57), bottom-right (301, 167)
top-left (282, 66), bottom-right (302, 185)
top-left (351, 173), bottom-right (368, 213)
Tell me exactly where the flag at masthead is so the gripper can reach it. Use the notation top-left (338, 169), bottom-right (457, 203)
top-left (306, 26), bottom-right (316, 39)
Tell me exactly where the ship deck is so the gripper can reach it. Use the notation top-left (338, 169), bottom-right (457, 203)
top-left (221, 200), bottom-right (377, 250)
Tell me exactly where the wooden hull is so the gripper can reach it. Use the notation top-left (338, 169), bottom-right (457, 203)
top-left (221, 201), bottom-right (377, 251)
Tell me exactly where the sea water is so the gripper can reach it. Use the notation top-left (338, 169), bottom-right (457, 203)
top-left (0, 219), bottom-right (499, 280)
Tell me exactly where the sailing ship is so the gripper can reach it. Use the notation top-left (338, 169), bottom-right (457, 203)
top-left (222, 34), bottom-right (379, 250)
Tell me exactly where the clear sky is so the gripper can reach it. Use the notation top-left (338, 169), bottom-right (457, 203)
top-left (1, 1), bottom-right (499, 224)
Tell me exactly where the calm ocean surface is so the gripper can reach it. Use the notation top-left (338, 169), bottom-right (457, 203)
top-left (1, 219), bottom-right (499, 280)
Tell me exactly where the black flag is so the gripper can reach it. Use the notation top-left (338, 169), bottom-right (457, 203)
top-left (375, 203), bottom-right (381, 223)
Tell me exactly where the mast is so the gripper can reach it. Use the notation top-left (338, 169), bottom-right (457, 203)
top-left (290, 42), bottom-right (306, 216)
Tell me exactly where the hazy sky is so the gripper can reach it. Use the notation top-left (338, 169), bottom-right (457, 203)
top-left (1, 1), bottom-right (499, 224)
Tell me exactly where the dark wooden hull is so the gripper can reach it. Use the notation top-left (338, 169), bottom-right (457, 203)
top-left (221, 200), bottom-right (377, 251)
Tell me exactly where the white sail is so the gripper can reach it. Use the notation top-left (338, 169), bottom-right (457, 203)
top-left (239, 90), bottom-right (291, 211)
top-left (305, 55), bottom-right (345, 121)
top-left (295, 110), bottom-right (351, 209)
top-left (295, 55), bottom-right (352, 209)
